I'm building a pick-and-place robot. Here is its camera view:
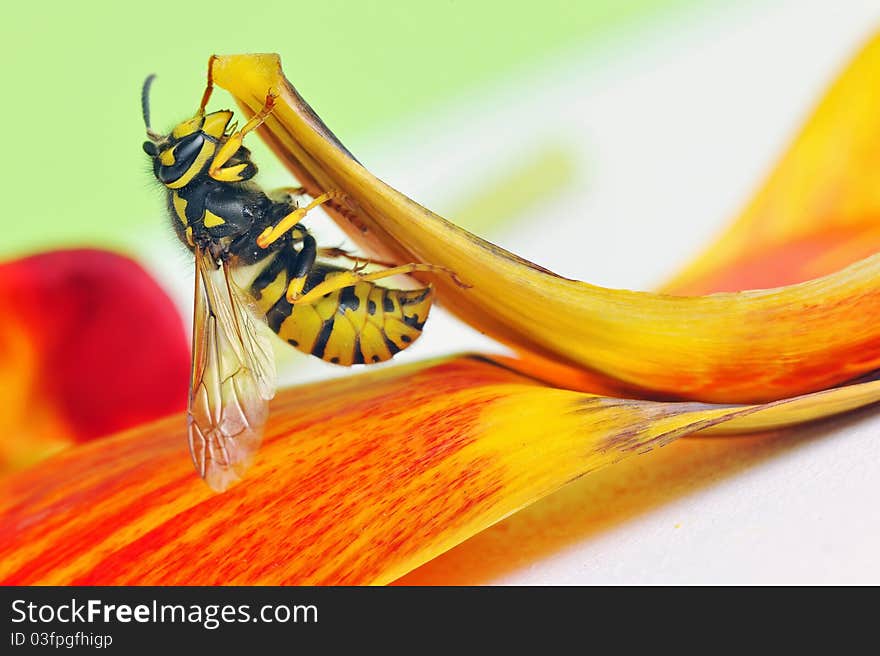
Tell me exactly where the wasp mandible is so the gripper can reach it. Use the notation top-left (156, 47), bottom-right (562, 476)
top-left (141, 59), bottom-right (461, 491)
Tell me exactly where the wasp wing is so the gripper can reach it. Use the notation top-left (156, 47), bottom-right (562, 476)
top-left (188, 246), bottom-right (277, 492)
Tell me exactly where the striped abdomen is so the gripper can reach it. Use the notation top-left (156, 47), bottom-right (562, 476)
top-left (251, 257), bottom-right (432, 365)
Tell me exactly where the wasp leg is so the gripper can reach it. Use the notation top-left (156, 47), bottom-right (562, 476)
top-left (198, 54), bottom-right (220, 115)
top-left (316, 247), bottom-right (400, 269)
top-left (256, 191), bottom-right (348, 248)
top-left (209, 90), bottom-right (278, 182)
top-left (285, 224), bottom-right (309, 243)
top-left (286, 262), bottom-right (468, 305)
top-left (285, 235), bottom-right (318, 300)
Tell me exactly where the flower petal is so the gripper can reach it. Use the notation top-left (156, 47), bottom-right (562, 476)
top-left (664, 33), bottom-right (880, 294)
top-left (0, 249), bottom-right (190, 474)
top-left (398, 35), bottom-right (880, 581)
top-left (1, 355), bottom-right (878, 585)
top-left (212, 51), bottom-right (880, 404)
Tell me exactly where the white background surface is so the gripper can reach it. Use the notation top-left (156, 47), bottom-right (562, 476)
top-left (143, 0), bottom-right (880, 583)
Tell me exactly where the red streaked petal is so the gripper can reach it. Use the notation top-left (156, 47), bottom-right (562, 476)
top-left (1, 355), bottom-right (878, 585)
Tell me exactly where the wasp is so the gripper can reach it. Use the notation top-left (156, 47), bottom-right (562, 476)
top-left (141, 60), bottom-right (460, 492)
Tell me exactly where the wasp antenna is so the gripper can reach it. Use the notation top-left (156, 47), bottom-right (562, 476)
top-left (141, 74), bottom-right (162, 140)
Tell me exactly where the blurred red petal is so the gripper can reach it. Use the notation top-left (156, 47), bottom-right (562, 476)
top-left (0, 249), bottom-right (189, 472)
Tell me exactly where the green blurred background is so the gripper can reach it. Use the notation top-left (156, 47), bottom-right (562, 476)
top-left (0, 0), bottom-right (706, 258)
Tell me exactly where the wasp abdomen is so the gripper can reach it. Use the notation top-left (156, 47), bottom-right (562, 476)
top-left (253, 260), bottom-right (432, 366)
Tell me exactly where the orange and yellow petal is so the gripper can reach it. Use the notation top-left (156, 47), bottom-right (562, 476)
top-left (2, 355), bottom-right (879, 585)
top-left (664, 33), bottom-right (880, 294)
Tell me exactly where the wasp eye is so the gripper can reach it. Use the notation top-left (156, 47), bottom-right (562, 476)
top-left (143, 141), bottom-right (159, 156)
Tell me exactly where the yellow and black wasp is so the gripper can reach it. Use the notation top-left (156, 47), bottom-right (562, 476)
top-left (141, 61), bottom-right (459, 491)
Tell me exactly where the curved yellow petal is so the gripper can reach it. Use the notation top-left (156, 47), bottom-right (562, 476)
top-left (2, 355), bottom-right (878, 585)
top-left (213, 53), bottom-right (880, 404)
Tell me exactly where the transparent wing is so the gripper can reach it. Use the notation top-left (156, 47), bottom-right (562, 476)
top-left (187, 247), bottom-right (277, 492)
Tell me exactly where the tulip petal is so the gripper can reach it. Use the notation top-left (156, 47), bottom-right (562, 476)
top-left (211, 52), bottom-right (880, 404)
top-left (396, 35), bottom-right (880, 581)
top-left (1, 355), bottom-right (878, 585)
top-left (664, 33), bottom-right (880, 294)
top-left (0, 249), bottom-right (190, 474)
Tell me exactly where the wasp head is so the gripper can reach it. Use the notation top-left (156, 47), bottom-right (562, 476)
top-left (141, 75), bottom-right (235, 190)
